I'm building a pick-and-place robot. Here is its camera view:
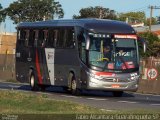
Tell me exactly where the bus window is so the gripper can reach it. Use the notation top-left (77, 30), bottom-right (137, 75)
top-left (48, 29), bottom-right (56, 48)
top-left (38, 30), bottom-right (45, 47)
top-left (65, 28), bottom-right (74, 48)
top-left (24, 30), bottom-right (29, 47)
top-left (77, 29), bottom-right (86, 63)
top-left (56, 29), bottom-right (65, 48)
top-left (28, 30), bottom-right (35, 47)
top-left (34, 30), bottom-right (38, 47)
top-left (18, 29), bottom-right (26, 46)
top-left (43, 30), bottom-right (48, 47)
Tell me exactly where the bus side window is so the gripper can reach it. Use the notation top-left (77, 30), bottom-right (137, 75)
top-left (34, 30), bottom-right (38, 47)
top-left (18, 29), bottom-right (25, 46)
top-left (56, 29), bottom-right (65, 48)
top-left (64, 28), bottom-right (75, 48)
top-left (43, 30), bottom-right (48, 47)
top-left (25, 30), bottom-right (29, 47)
top-left (28, 30), bottom-right (35, 47)
top-left (38, 30), bottom-right (45, 47)
top-left (47, 29), bottom-right (56, 48)
top-left (78, 30), bottom-right (86, 63)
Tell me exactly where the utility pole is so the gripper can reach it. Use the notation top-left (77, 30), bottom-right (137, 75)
top-left (148, 6), bottom-right (160, 32)
top-left (99, 7), bottom-right (103, 19)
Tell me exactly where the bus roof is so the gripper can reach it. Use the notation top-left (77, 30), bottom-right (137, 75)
top-left (17, 19), bottom-right (136, 34)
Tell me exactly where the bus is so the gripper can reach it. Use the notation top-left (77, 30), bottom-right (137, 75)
top-left (16, 19), bottom-right (146, 97)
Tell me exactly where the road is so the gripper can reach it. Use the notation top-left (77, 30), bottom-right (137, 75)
top-left (0, 81), bottom-right (160, 111)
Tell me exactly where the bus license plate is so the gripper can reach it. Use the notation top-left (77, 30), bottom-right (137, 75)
top-left (112, 84), bottom-right (120, 88)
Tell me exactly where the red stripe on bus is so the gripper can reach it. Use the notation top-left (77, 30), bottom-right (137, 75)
top-left (35, 50), bottom-right (43, 84)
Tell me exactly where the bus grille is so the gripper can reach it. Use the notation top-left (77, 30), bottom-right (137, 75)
top-left (102, 78), bottom-right (131, 82)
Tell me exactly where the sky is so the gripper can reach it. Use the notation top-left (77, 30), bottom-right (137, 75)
top-left (0, 0), bottom-right (160, 32)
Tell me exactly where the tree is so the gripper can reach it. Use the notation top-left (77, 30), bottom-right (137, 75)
top-left (145, 17), bottom-right (158, 26)
top-left (5, 0), bottom-right (64, 24)
top-left (138, 32), bottom-right (160, 57)
top-left (118, 11), bottom-right (146, 24)
top-left (73, 6), bottom-right (117, 20)
top-left (0, 4), bottom-right (6, 22)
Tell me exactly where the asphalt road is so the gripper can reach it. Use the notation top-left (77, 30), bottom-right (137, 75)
top-left (0, 81), bottom-right (160, 111)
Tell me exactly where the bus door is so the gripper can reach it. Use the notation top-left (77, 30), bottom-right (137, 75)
top-left (44, 30), bottom-right (56, 85)
top-left (45, 48), bottom-right (55, 85)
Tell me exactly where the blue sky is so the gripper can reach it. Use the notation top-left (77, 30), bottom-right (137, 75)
top-left (1, 0), bottom-right (160, 32)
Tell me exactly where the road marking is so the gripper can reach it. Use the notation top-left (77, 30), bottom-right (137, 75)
top-left (100, 109), bottom-right (114, 112)
top-left (87, 98), bottom-right (108, 101)
top-left (61, 95), bottom-right (79, 98)
top-left (150, 104), bottom-right (160, 106)
top-left (8, 85), bottom-right (21, 88)
top-left (0, 81), bottom-right (28, 85)
top-left (118, 101), bottom-right (137, 104)
top-left (132, 92), bottom-right (160, 97)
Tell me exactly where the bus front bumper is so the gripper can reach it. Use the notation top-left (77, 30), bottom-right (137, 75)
top-left (87, 77), bottom-right (139, 92)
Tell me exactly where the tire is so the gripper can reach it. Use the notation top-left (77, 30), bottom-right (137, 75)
top-left (69, 73), bottom-right (81, 96)
top-left (113, 91), bottom-right (123, 97)
top-left (29, 72), bottom-right (39, 91)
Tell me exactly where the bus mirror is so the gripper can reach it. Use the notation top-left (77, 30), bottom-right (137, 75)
top-left (84, 34), bottom-right (90, 50)
top-left (139, 37), bottom-right (146, 53)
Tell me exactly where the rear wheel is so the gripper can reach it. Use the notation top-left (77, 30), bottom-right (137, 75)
top-left (69, 73), bottom-right (81, 95)
top-left (113, 91), bottom-right (123, 97)
top-left (29, 72), bottom-right (39, 91)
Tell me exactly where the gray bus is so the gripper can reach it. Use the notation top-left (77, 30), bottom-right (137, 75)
top-left (16, 19), bottom-right (146, 97)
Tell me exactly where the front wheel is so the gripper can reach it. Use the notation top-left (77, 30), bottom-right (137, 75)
top-left (69, 73), bottom-right (81, 95)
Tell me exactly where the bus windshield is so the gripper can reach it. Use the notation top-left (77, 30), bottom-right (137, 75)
top-left (88, 33), bottom-right (139, 72)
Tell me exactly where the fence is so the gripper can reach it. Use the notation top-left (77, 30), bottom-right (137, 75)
top-left (0, 54), bottom-right (15, 81)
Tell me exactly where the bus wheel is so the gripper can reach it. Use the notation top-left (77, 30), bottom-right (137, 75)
top-left (29, 72), bottom-right (39, 91)
top-left (70, 73), bottom-right (81, 95)
top-left (112, 91), bottom-right (123, 97)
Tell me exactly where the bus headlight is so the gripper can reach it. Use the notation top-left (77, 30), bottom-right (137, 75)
top-left (86, 72), bottom-right (102, 80)
top-left (130, 73), bottom-right (140, 80)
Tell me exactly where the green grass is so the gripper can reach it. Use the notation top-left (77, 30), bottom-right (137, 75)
top-left (0, 90), bottom-right (160, 120)
top-left (0, 90), bottom-right (107, 114)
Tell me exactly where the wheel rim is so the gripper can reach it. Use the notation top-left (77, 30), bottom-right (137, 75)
top-left (71, 79), bottom-right (76, 91)
top-left (30, 75), bottom-right (35, 88)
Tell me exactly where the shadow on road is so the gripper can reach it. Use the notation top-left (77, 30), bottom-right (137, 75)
top-left (17, 85), bottom-right (134, 98)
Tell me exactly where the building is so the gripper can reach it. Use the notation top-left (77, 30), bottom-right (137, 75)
top-left (0, 32), bottom-right (17, 54)
top-left (134, 24), bottom-right (160, 38)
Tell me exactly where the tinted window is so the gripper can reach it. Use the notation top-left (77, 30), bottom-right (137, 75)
top-left (28, 30), bottom-right (35, 46)
top-left (65, 28), bottom-right (74, 48)
top-left (56, 29), bottom-right (65, 48)
top-left (48, 29), bottom-right (56, 48)
top-left (18, 29), bottom-right (27, 46)
top-left (24, 30), bottom-right (29, 47)
top-left (55, 28), bottom-right (74, 48)
top-left (77, 28), bottom-right (86, 63)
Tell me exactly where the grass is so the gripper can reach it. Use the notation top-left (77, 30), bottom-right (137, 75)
top-left (0, 90), bottom-right (160, 120)
top-left (0, 90), bottom-right (107, 114)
